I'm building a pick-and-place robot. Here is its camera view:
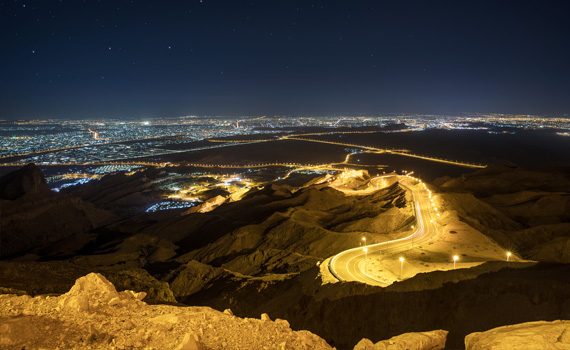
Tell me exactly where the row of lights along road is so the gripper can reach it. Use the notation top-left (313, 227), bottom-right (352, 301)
top-left (358, 174), bottom-right (514, 279)
top-left (362, 243), bottom-right (514, 276)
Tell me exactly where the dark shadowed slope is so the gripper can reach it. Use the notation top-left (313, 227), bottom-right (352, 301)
top-left (0, 164), bottom-right (118, 258)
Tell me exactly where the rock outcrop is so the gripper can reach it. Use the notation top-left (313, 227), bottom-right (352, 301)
top-left (164, 260), bottom-right (242, 304)
top-left (465, 320), bottom-right (570, 350)
top-left (0, 163), bottom-right (51, 200)
top-left (0, 165), bottom-right (118, 258)
top-left (354, 330), bottom-right (448, 350)
top-left (0, 261), bottom-right (176, 304)
top-left (57, 273), bottom-right (147, 312)
top-left (0, 273), bottom-right (335, 349)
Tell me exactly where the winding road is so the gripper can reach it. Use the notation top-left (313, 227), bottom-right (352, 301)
top-left (328, 175), bottom-right (437, 286)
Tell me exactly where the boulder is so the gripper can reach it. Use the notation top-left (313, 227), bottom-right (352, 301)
top-left (353, 338), bottom-right (375, 350)
top-left (58, 272), bottom-right (145, 312)
top-left (465, 320), bottom-right (570, 350)
top-left (354, 330), bottom-right (448, 350)
top-left (67, 272), bottom-right (120, 302)
top-left (176, 332), bottom-right (203, 350)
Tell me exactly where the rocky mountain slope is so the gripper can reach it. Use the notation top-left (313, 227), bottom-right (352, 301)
top-left (0, 163), bottom-right (52, 200)
top-left (64, 167), bottom-right (166, 217)
top-left (0, 165), bottom-right (408, 278)
top-left (64, 179), bottom-right (413, 277)
top-left (435, 165), bottom-right (570, 262)
top-left (146, 182), bottom-right (412, 276)
top-left (162, 261), bottom-right (570, 349)
top-left (0, 164), bottom-right (118, 259)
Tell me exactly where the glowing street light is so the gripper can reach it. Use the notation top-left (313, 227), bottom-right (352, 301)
top-left (362, 237), bottom-right (367, 246)
top-left (399, 257), bottom-right (404, 277)
top-left (506, 252), bottom-right (511, 262)
top-left (453, 255), bottom-right (459, 269)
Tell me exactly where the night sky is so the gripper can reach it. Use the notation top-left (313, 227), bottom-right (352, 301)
top-left (1, 0), bottom-right (569, 119)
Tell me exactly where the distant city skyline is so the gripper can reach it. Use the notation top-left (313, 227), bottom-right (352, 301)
top-left (1, 0), bottom-right (569, 119)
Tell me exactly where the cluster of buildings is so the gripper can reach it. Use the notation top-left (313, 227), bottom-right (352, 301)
top-left (1, 114), bottom-right (569, 165)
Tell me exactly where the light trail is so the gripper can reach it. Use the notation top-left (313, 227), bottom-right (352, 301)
top-left (287, 137), bottom-right (484, 168)
top-left (385, 150), bottom-right (486, 168)
top-left (207, 139), bottom-right (277, 143)
top-left (284, 136), bottom-right (388, 151)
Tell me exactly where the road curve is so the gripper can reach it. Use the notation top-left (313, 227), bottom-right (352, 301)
top-left (328, 176), bottom-right (437, 286)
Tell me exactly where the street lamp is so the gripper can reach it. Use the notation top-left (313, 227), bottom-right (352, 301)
top-left (399, 257), bottom-right (404, 277)
top-left (506, 252), bottom-right (511, 262)
top-left (453, 255), bottom-right (459, 269)
top-left (362, 237), bottom-right (367, 246)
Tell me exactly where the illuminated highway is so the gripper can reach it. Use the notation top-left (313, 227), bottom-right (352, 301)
top-left (207, 132), bottom-right (486, 169)
top-left (385, 150), bottom-right (485, 168)
top-left (328, 175), bottom-right (437, 286)
top-left (287, 137), bottom-right (485, 169)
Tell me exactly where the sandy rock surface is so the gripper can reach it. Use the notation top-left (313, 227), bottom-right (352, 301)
top-left (465, 320), bottom-right (570, 350)
top-left (0, 273), bottom-right (334, 350)
top-left (353, 330), bottom-right (448, 350)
